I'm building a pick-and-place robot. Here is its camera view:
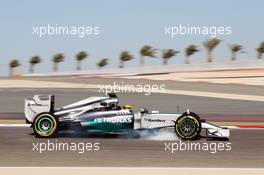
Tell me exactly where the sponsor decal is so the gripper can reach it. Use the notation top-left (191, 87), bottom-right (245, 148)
top-left (116, 111), bottom-right (131, 115)
top-left (94, 116), bottom-right (132, 124)
top-left (144, 118), bottom-right (166, 123)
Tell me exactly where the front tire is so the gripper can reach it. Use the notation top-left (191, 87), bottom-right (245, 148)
top-left (33, 113), bottom-right (59, 138)
top-left (175, 112), bottom-right (201, 140)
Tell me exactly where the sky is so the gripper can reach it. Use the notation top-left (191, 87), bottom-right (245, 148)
top-left (0, 0), bottom-right (264, 76)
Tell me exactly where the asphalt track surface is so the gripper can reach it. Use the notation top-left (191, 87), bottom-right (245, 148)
top-left (17, 76), bottom-right (264, 96)
top-left (0, 77), bottom-right (264, 167)
top-left (0, 127), bottom-right (263, 167)
top-left (1, 88), bottom-right (264, 116)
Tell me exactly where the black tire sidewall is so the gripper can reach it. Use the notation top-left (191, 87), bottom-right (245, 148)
top-left (175, 112), bottom-right (201, 140)
top-left (33, 112), bottom-right (59, 138)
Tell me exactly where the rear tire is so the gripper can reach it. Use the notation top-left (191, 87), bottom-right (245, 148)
top-left (175, 112), bottom-right (201, 140)
top-left (33, 113), bottom-right (59, 138)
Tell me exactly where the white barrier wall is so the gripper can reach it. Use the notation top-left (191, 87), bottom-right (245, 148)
top-left (24, 60), bottom-right (264, 77)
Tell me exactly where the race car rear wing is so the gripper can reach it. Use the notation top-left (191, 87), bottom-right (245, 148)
top-left (24, 95), bottom-right (55, 123)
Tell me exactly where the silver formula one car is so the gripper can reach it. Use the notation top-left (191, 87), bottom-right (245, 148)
top-left (24, 93), bottom-right (229, 140)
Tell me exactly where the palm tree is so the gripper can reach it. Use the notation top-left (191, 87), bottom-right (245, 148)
top-left (76, 51), bottom-right (88, 70)
top-left (203, 38), bottom-right (221, 62)
top-left (97, 58), bottom-right (109, 68)
top-left (29, 56), bottom-right (41, 73)
top-left (119, 51), bottom-right (133, 68)
top-left (256, 41), bottom-right (264, 59)
top-left (185, 45), bottom-right (199, 64)
top-left (52, 53), bottom-right (64, 72)
top-left (162, 49), bottom-right (179, 65)
top-left (229, 44), bottom-right (243, 61)
top-left (139, 45), bottom-right (156, 66)
top-left (9, 59), bottom-right (20, 76)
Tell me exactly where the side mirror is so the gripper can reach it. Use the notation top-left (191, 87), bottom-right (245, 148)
top-left (100, 102), bottom-right (107, 106)
top-left (140, 108), bottom-right (148, 114)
